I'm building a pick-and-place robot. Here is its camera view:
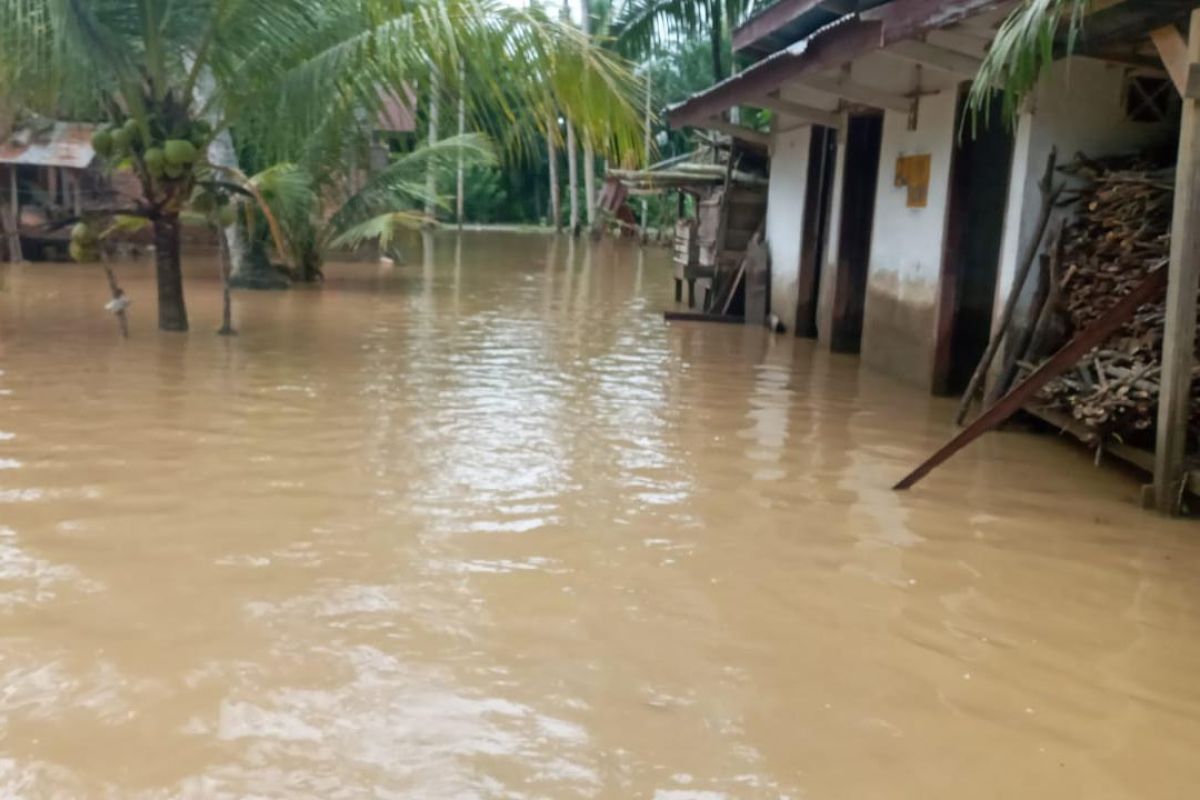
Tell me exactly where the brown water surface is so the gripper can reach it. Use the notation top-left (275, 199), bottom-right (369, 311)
top-left (1, 232), bottom-right (1199, 799)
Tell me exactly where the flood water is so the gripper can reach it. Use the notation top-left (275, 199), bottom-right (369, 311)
top-left (1, 232), bottom-right (1200, 798)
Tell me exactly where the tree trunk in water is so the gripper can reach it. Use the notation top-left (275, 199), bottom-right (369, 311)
top-left (547, 118), bottom-right (561, 232)
top-left (579, 0), bottom-right (596, 228)
top-left (425, 67), bottom-right (441, 224)
top-left (583, 140), bottom-right (596, 228)
top-left (207, 128), bottom-right (249, 278)
top-left (229, 228), bottom-right (290, 290)
top-left (456, 72), bottom-right (466, 229)
top-left (566, 120), bottom-right (579, 235)
top-left (640, 70), bottom-right (652, 239)
top-left (153, 214), bottom-right (188, 332)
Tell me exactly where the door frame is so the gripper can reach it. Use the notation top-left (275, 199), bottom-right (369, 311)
top-left (795, 125), bottom-right (838, 339)
top-left (931, 86), bottom-right (1016, 396)
top-left (830, 112), bottom-right (884, 354)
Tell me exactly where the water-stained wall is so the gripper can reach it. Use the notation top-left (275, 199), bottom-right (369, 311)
top-left (860, 89), bottom-right (959, 387)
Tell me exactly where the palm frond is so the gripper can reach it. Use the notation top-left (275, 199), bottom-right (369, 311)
top-left (328, 211), bottom-right (426, 251)
top-left (325, 132), bottom-right (496, 239)
top-left (967, 0), bottom-right (1091, 128)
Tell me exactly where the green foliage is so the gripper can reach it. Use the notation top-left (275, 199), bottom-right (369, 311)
top-left (968, 0), bottom-right (1091, 129)
top-left (462, 165), bottom-right (509, 223)
top-left (0, 0), bottom-right (644, 202)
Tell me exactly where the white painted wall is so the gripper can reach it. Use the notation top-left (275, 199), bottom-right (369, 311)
top-left (859, 88), bottom-right (959, 386)
top-left (765, 125), bottom-right (812, 332)
top-left (996, 57), bottom-right (1175, 318)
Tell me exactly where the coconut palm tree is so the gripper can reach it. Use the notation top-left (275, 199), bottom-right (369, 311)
top-left (967, 0), bottom-right (1091, 126)
top-left (613, 0), bottom-right (759, 83)
top-left (1, 0), bottom-right (642, 332)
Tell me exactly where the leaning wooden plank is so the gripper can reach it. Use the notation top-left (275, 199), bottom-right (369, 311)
top-left (663, 311), bottom-right (746, 325)
top-left (894, 267), bottom-right (1169, 491)
top-left (955, 149), bottom-right (1061, 425)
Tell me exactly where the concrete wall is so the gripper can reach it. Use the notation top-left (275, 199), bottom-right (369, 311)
top-left (859, 89), bottom-right (959, 388)
top-left (765, 125), bottom-right (812, 332)
top-left (996, 57), bottom-right (1176, 326)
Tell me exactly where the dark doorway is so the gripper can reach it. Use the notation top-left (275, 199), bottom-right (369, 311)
top-left (830, 113), bottom-right (883, 353)
top-left (795, 125), bottom-right (838, 339)
top-left (932, 89), bottom-right (1015, 396)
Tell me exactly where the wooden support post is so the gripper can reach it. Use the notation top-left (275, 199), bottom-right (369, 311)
top-left (1153, 9), bottom-right (1200, 514)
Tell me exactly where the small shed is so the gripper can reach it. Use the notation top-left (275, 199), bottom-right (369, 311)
top-left (0, 121), bottom-right (98, 261)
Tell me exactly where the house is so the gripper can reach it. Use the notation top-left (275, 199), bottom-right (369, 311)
top-left (0, 120), bottom-right (144, 261)
top-left (667, 0), bottom-right (1200, 513)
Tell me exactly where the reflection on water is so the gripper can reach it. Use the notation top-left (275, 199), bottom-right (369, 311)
top-left (1, 231), bottom-right (1200, 798)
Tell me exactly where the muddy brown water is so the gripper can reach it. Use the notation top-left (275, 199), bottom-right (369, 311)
top-left (1, 232), bottom-right (1199, 799)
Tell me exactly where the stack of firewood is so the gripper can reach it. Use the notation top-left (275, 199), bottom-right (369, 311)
top-left (1034, 157), bottom-right (1200, 447)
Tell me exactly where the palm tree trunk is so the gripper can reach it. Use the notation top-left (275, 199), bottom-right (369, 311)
top-left (456, 68), bottom-right (466, 229)
top-left (566, 120), bottom-right (579, 235)
top-left (153, 213), bottom-right (188, 332)
top-left (547, 117), bottom-right (561, 232)
top-left (426, 67), bottom-right (441, 223)
top-left (640, 68), bottom-right (652, 238)
top-left (207, 129), bottom-right (250, 279)
top-left (709, 0), bottom-right (725, 82)
top-left (579, 0), bottom-right (596, 228)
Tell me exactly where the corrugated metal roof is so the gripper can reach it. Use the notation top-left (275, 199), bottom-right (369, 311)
top-left (0, 122), bottom-right (97, 169)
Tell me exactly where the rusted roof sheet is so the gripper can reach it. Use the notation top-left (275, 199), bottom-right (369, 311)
top-left (0, 122), bottom-right (97, 169)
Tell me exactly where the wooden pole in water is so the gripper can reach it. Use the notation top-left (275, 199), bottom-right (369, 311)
top-left (216, 223), bottom-right (236, 336)
top-left (1153, 10), bottom-right (1200, 514)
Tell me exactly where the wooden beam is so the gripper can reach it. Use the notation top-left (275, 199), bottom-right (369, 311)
top-left (895, 267), bottom-right (1169, 491)
top-left (789, 73), bottom-right (913, 113)
top-left (882, 39), bottom-right (984, 78)
top-left (1154, 8), bottom-right (1200, 515)
top-left (732, 0), bottom-right (825, 54)
top-left (756, 94), bottom-right (842, 128)
top-left (699, 119), bottom-right (771, 147)
top-left (1150, 24), bottom-right (1189, 95)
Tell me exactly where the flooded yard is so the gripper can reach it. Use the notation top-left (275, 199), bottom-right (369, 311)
top-left (1, 231), bottom-right (1200, 798)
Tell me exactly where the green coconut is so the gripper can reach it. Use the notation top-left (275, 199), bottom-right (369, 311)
top-left (217, 203), bottom-right (236, 227)
top-left (163, 160), bottom-right (185, 180)
top-left (163, 139), bottom-right (198, 166)
top-left (91, 129), bottom-right (114, 159)
top-left (69, 240), bottom-right (99, 263)
top-left (70, 222), bottom-right (97, 245)
top-left (143, 147), bottom-right (166, 179)
top-left (110, 127), bottom-right (132, 155)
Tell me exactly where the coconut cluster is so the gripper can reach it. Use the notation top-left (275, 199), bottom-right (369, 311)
top-left (91, 117), bottom-right (210, 182)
